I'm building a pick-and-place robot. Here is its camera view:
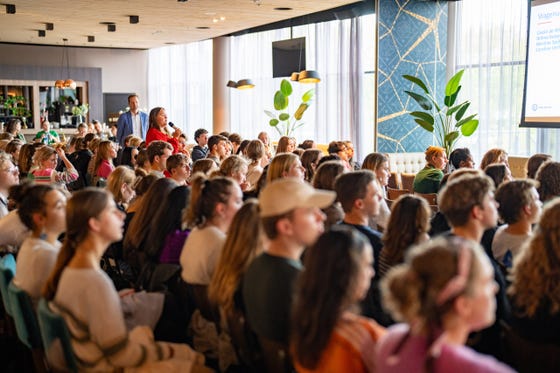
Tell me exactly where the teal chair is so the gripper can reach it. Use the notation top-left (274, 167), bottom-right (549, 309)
top-left (37, 298), bottom-right (79, 373)
top-left (8, 282), bottom-right (47, 372)
top-left (0, 253), bottom-right (16, 316)
top-left (8, 282), bottom-right (42, 348)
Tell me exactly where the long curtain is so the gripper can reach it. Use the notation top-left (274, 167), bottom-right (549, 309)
top-left (147, 41), bottom-right (213, 135)
top-left (453, 0), bottom-right (559, 160)
top-left (228, 15), bottom-right (375, 161)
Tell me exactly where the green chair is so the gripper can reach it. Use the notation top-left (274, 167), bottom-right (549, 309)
top-left (37, 298), bottom-right (79, 373)
top-left (0, 253), bottom-right (16, 316)
top-left (8, 282), bottom-right (42, 348)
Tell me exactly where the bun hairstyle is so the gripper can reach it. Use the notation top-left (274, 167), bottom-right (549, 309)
top-left (382, 237), bottom-right (485, 327)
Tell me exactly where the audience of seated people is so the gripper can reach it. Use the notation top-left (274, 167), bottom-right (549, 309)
top-left (3, 121), bottom-right (560, 372)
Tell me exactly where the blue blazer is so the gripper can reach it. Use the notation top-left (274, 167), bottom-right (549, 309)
top-left (116, 111), bottom-right (149, 146)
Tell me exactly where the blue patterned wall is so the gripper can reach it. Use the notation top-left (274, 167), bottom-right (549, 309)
top-left (376, 0), bottom-right (448, 152)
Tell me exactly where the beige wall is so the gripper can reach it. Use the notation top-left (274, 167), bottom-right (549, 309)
top-left (0, 43), bottom-right (148, 99)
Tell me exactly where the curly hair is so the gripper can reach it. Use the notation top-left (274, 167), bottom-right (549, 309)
top-left (536, 161), bottom-right (560, 203)
top-left (509, 198), bottom-right (560, 317)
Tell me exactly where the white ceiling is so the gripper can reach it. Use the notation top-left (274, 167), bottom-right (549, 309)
top-left (0, 0), bottom-right (360, 49)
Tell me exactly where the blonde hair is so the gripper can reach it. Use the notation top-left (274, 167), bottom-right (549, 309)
top-left (32, 146), bottom-right (56, 167)
top-left (509, 198), bottom-right (560, 317)
top-left (208, 200), bottom-right (263, 314)
top-left (106, 166), bottom-right (136, 204)
top-left (219, 155), bottom-right (247, 177)
top-left (266, 153), bottom-right (299, 184)
top-left (382, 237), bottom-right (486, 326)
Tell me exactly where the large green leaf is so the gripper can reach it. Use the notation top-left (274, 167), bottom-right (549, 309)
top-left (414, 119), bottom-right (434, 132)
top-left (279, 113), bottom-right (290, 121)
top-left (269, 119), bottom-right (279, 127)
top-left (403, 75), bottom-right (430, 94)
top-left (454, 101), bottom-right (471, 121)
top-left (410, 111), bottom-right (434, 125)
top-left (460, 119), bottom-right (479, 136)
top-left (445, 131), bottom-right (460, 144)
top-left (405, 91), bottom-right (432, 110)
top-left (264, 110), bottom-right (276, 119)
top-left (302, 89), bottom-right (315, 103)
top-left (447, 101), bottom-right (468, 117)
top-left (445, 69), bottom-right (464, 96)
top-left (455, 114), bottom-right (477, 128)
top-left (280, 79), bottom-right (293, 96)
top-left (444, 86), bottom-right (461, 107)
top-left (274, 91), bottom-right (288, 110)
top-left (294, 103), bottom-right (309, 120)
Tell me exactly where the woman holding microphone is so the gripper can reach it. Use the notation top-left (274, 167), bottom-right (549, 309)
top-left (145, 107), bottom-right (182, 154)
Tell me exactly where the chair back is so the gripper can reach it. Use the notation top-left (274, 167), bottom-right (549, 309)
top-left (500, 320), bottom-right (560, 372)
top-left (0, 254), bottom-right (16, 316)
top-left (37, 299), bottom-right (79, 373)
top-left (386, 187), bottom-right (411, 201)
top-left (414, 192), bottom-right (438, 205)
top-left (225, 307), bottom-right (265, 372)
top-left (400, 172), bottom-right (416, 192)
top-left (8, 282), bottom-right (42, 348)
top-left (258, 336), bottom-right (292, 373)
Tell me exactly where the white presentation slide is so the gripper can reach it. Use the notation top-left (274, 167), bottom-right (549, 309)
top-left (524, 0), bottom-right (560, 124)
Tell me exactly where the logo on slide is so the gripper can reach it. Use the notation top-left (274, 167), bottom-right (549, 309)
top-left (532, 104), bottom-right (538, 111)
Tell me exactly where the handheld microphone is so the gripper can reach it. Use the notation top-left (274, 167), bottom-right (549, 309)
top-left (168, 122), bottom-right (175, 128)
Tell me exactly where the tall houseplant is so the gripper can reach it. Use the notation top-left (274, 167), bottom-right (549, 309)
top-left (265, 79), bottom-right (314, 137)
top-left (403, 69), bottom-right (479, 156)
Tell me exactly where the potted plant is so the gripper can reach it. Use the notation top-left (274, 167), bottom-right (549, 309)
top-left (71, 103), bottom-right (89, 125)
top-left (264, 79), bottom-right (314, 136)
top-left (403, 69), bottom-right (479, 156)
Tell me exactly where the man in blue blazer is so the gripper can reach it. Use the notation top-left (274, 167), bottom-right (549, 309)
top-left (116, 94), bottom-right (149, 147)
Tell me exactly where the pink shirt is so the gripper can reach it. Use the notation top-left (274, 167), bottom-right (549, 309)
top-left (376, 324), bottom-right (515, 373)
top-left (96, 159), bottom-right (114, 179)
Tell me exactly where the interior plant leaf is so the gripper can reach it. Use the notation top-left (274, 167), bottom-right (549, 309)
top-left (269, 119), bottom-right (279, 127)
top-left (455, 114), bottom-right (477, 128)
top-left (454, 101), bottom-right (471, 121)
top-left (414, 119), bottom-right (434, 132)
top-left (444, 85), bottom-right (461, 107)
top-left (264, 110), bottom-right (276, 119)
top-left (445, 131), bottom-right (460, 145)
top-left (445, 69), bottom-right (464, 97)
top-left (405, 91), bottom-right (432, 110)
top-left (302, 89), bottom-right (315, 103)
top-left (460, 119), bottom-right (479, 136)
top-left (279, 113), bottom-right (290, 121)
top-left (447, 101), bottom-right (468, 117)
top-left (294, 103), bottom-right (309, 120)
top-left (280, 79), bottom-right (293, 96)
top-left (274, 91), bottom-right (288, 111)
top-left (403, 75), bottom-right (430, 94)
top-left (409, 111), bottom-right (434, 125)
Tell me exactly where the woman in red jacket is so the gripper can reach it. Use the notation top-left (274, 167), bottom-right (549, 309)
top-left (145, 107), bottom-right (182, 153)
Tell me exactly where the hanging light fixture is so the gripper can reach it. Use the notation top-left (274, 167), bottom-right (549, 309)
top-left (226, 79), bottom-right (255, 89)
top-left (288, 23), bottom-right (321, 84)
top-left (54, 38), bottom-right (76, 90)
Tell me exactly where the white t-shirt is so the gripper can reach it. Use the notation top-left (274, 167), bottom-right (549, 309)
top-left (13, 237), bottom-right (61, 301)
top-left (180, 225), bottom-right (226, 285)
top-left (491, 225), bottom-right (531, 268)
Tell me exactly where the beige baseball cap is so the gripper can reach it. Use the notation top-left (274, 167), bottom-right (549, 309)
top-left (259, 177), bottom-right (336, 218)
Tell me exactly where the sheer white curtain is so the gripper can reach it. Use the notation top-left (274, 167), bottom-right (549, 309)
top-left (147, 41), bottom-right (213, 137)
top-left (228, 15), bottom-right (375, 161)
top-left (452, 0), bottom-right (559, 160)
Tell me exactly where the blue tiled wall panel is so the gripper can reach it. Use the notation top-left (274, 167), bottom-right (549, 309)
top-left (377, 0), bottom-right (448, 153)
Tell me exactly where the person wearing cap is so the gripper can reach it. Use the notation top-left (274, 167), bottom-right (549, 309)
top-left (242, 177), bottom-right (335, 348)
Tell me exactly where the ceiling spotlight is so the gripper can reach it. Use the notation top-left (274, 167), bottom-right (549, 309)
top-left (5, 4), bottom-right (15, 14)
top-left (38, 30), bottom-right (46, 37)
top-left (129, 15), bottom-right (139, 24)
top-left (88, 35), bottom-right (95, 42)
top-left (108, 24), bottom-right (116, 32)
top-left (45, 23), bottom-right (54, 30)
